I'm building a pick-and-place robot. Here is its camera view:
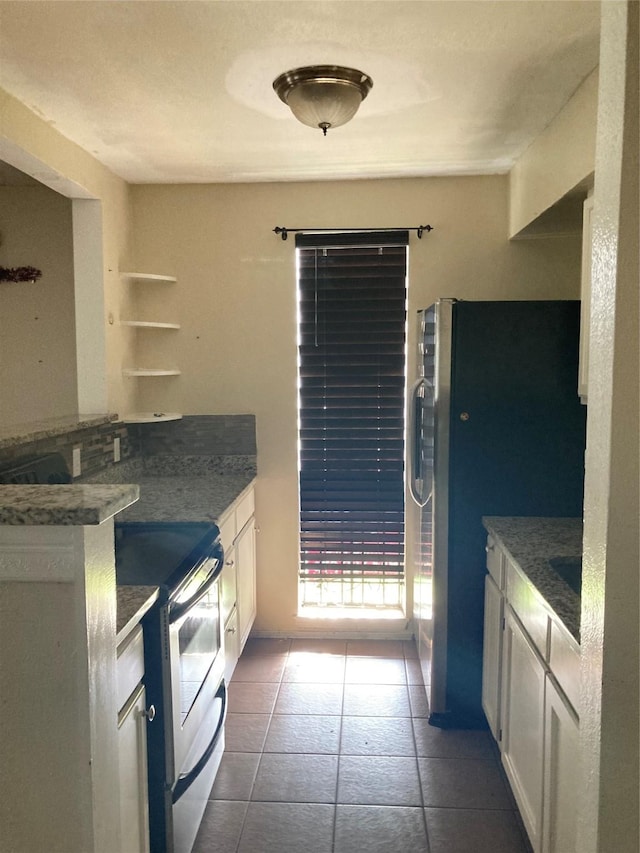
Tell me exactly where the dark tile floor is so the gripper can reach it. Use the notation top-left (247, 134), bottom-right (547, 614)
top-left (193, 638), bottom-right (532, 853)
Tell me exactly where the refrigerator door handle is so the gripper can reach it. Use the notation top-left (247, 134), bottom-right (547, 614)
top-left (409, 377), bottom-right (429, 507)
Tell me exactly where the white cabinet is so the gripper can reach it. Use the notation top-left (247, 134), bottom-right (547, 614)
top-left (482, 573), bottom-right (504, 741)
top-left (223, 606), bottom-right (240, 686)
top-left (118, 683), bottom-right (151, 853)
top-left (483, 532), bottom-right (581, 853)
top-left (219, 483), bottom-right (257, 680)
top-left (236, 514), bottom-right (257, 649)
top-left (501, 606), bottom-right (546, 853)
top-left (120, 271), bottom-right (182, 424)
top-left (117, 625), bottom-right (151, 853)
top-left (578, 196), bottom-right (594, 403)
top-left (542, 674), bottom-right (580, 853)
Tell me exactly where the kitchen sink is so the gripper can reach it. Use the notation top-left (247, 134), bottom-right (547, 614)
top-left (548, 556), bottom-right (582, 596)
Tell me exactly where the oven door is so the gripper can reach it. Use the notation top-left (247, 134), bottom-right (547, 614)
top-left (172, 681), bottom-right (226, 853)
top-left (168, 544), bottom-right (225, 775)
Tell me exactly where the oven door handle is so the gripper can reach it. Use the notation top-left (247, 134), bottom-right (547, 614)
top-left (172, 680), bottom-right (227, 804)
top-left (168, 542), bottom-right (224, 624)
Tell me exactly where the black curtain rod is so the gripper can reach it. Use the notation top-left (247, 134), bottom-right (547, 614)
top-left (272, 225), bottom-right (433, 241)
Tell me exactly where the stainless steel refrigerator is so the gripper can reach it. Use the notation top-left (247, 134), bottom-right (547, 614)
top-left (409, 298), bottom-right (586, 728)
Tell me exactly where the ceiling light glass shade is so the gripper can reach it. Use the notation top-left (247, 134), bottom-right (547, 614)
top-left (273, 65), bottom-right (373, 134)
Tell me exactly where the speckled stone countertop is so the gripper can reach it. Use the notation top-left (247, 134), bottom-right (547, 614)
top-left (482, 516), bottom-right (582, 642)
top-left (0, 484), bottom-right (140, 525)
top-left (79, 454), bottom-right (256, 523)
top-left (0, 413), bottom-right (116, 450)
top-left (117, 473), bottom-right (255, 523)
top-left (117, 585), bottom-right (159, 644)
top-left (112, 469), bottom-right (255, 641)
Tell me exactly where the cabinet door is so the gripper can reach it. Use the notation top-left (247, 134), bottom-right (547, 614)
top-left (220, 547), bottom-right (237, 626)
top-left (236, 518), bottom-right (256, 651)
top-left (118, 683), bottom-right (150, 853)
top-left (224, 606), bottom-right (240, 684)
top-left (501, 607), bottom-right (545, 853)
top-left (482, 573), bottom-right (504, 742)
top-left (542, 675), bottom-right (579, 853)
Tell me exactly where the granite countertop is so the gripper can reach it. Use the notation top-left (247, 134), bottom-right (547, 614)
top-left (0, 413), bottom-right (116, 450)
top-left (482, 516), bottom-right (582, 642)
top-left (0, 452), bottom-right (255, 641)
top-left (116, 473), bottom-right (256, 524)
top-left (117, 585), bottom-right (159, 644)
top-left (113, 470), bottom-right (255, 641)
top-left (0, 483), bottom-right (140, 525)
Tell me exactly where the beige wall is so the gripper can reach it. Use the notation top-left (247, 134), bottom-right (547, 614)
top-left (509, 68), bottom-right (599, 238)
top-left (0, 185), bottom-right (77, 427)
top-left (0, 87), bottom-right (133, 421)
top-left (131, 175), bottom-right (582, 635)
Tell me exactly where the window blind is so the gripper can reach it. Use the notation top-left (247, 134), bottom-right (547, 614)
top-left (296, 232), bottom-right (408, 587)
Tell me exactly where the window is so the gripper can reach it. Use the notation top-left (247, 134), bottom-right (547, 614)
top-left (296, 231), bottom-right (409, 611)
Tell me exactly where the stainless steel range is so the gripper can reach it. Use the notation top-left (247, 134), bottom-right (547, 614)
top-left (116, 521), bottom-right (226, 853)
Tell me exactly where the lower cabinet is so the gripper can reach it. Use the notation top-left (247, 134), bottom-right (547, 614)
top-left (482, 534), bottom-right (581, 853)
top-left (219, 482), bottom-right (257, 681)
top-left (118, 683), bottom-right (151, 853)
top-left (482, 573), bottom-right (504, 741)
top-left (117, 625), bottom-right (151, 853)
top-left (223, 606), bottom-right (240, 685)
top-left (501, 606), bottom-right (546, 852)
top-left (236, 515), bottom-right (256, 650)
top-left (542, 675), bottom-right (580, 853)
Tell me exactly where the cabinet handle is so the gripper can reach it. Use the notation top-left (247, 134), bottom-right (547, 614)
top-left (142, 704), bottom-right (156, 722)
top-left (225, 559), bottom-right (235, 567)
top-left (485, 544), bottom-right (494, 553)
top-left (226, 626), bottom-right (236, 634)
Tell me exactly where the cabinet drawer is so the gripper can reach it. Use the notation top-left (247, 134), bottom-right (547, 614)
top-left (117, 624), bottom-right (145, 713)
top-left (485, 535), bottom-right (505, 588)
top-left (549, 620), bottom-right (581, 715)
top-left (236, 488), bottom-right (255, 534)
top-left (506, 561), bottom-right (549, 661)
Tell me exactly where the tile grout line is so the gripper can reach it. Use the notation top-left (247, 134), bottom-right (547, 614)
top-left (206, 639), bottom-right (529, 853)
top-left (231, 640), bottom-right (290, 852)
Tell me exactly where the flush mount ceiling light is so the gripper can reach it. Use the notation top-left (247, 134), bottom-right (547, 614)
top-left (273, 65), bottom-right (373, 135)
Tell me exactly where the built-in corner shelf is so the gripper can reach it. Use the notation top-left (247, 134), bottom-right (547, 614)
top-left (123, 368), bottom-right (181, 377)
top-left (122, 413), bottom-right (183, 424)
top-left (120, 320), bottom-right (181, 330)
top-left (120, 272), bottom-right (177, 283)
top-left (120, 270), bottom-right (181, 423)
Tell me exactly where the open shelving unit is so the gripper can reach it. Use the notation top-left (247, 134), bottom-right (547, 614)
top-left (122, 368), bottom-right (181, 377)
top-left (120, 320), bottom-right (181, 330)
top-left (121, 412), bottom-right (183, 424)
top-left (120, 271), bottom-right (182, 424)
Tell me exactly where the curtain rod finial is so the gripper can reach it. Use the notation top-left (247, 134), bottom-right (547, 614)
top-left (273, 226), bottom-right (288, 241)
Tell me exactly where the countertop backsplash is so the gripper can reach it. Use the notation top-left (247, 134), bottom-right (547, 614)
top-left (0, 416), bottom-right (133, 479)
top-left (0, 414), bottom-right (257, 484)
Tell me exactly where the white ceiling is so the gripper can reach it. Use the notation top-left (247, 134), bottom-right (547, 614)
top-left (0, 1), bottom-right (600, 185)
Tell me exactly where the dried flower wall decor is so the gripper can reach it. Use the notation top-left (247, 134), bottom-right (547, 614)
top-left (0, 266), bottom-right (43, 283)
